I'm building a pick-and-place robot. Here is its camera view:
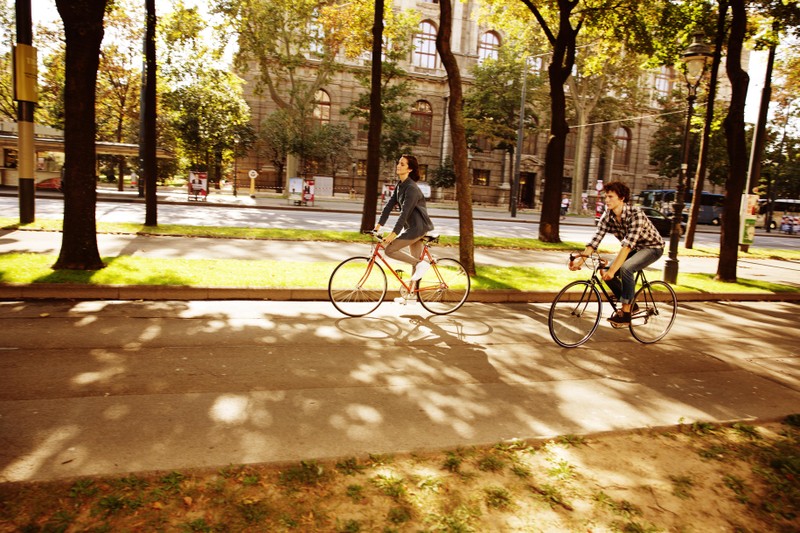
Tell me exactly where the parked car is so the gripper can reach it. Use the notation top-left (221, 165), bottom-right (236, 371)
top-left (594, 206), bottom-right (684, 237)
top-left (640, 206), bottom-right (685, 237)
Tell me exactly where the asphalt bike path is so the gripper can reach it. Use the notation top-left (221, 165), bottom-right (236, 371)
top-left (0, 298), bottom-right (798, 483)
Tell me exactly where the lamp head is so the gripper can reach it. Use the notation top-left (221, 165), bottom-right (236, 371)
top-left (681, 32), bottom-right (713, 87)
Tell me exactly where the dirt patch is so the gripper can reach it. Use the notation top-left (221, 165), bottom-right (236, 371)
top-left (1, 419), bottom-right (798, 532)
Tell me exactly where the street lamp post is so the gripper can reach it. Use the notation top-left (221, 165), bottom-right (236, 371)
top-left (664, 33), bottom-right (713, 284)
top-left (511, 59), bottom-right (528, 218)
top-left (232, 139), bottom-right (238, 197)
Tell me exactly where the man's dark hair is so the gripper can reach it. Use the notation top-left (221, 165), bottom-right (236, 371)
top-left (604, 181), bottom-right (630, 203)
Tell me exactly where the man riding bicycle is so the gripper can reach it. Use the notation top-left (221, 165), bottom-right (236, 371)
top-left (569, 181), bottom-right (664, 327)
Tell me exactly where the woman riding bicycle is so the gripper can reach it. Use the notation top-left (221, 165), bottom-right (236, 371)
top-left (569, 181), bottom-right (664, 327)
top-left (374, 154), bottom-right (435, 283)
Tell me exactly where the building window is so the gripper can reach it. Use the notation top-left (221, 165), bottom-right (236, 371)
top-left (564, 129), bottom-right (576, 160)
top-left (528, 56), bottom-right (544, 74)
top-left (472, 169), bottom-right (490, 186)
top-left (522, 117), bottom-right (539, 155)
top-left (356, 116), bottom-right (369, 142)
top-left (654, 66), bottom-right (673, 100)
top-left (411, 100), bottom-right (433, 146)
top-left (357, 159), bottom-right (367, 176)
top-left (413, 21), bottom-right (438, 69)
top-left (418, 164), bottom-right (428, 181)
top-left (313, 90), bottom-right (331, 125)
top-left (614, 126), bottom-right (631, 166)
top-left (475, 135), bottom-right (493, 152)
top-left (478, 31), bottom-right (500, 63)
top-left (3, 149), bottom-right (18, 168)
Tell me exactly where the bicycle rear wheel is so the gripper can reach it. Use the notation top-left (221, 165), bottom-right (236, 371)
top-left (630, 280), bottom-right (677, 343)
top-left (548, 281), bottom-right (602, 348)
top-left (328, 257), bottom-right (387, 317)
top-left (417, 258), bottom-right (470, 315)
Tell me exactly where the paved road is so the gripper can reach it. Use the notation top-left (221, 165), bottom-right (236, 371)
top-left (2, 192), bottom-right (799, 250)
top-left (1, 298), bottom-right (798, 483)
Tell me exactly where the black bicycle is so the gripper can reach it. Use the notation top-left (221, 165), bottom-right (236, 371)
top-left (548, 252), bottom-right (677, 347)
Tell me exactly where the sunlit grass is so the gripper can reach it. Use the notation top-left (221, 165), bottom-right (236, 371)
top-left (0, 253), bottom-right (794, 294)
top-left (0, 254), bottom-right (332, 288)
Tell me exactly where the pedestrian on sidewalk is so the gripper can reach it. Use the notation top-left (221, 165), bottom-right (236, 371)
top-left (374, 154), bottom-right (435, 283)
top-left (569, 181), bottom-right (664, 327)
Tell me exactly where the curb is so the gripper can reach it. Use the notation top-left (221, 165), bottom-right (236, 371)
top-left (1, 284), bottom-right (799, 303)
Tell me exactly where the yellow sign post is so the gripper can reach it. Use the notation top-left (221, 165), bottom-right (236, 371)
top-left (13, 44), bottom-right (38, 103)
top-left (248, 170), bottom-right (258, 198)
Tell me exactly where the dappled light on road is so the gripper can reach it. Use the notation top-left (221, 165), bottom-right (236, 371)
top-left (0, 299), bottom-right (798, 483)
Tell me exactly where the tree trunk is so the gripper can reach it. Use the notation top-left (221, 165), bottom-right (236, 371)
top-left (143, 0), bottom-right (157, 226)
top-left (717, 0), bottom-right (749, 282)
top-left (53, 0), bottom-right (107, 271)
top-left (522, 0), bottom-right (578, 243)
top-left (360, 0), bottom-right (383, 232)
top-left (437, 0), bottom-right (475, 274)
top-left (684, 1), bottom-right (727, 249)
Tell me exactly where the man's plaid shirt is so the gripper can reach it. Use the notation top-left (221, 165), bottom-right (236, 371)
top-left (589, 204), bottom-right (665, 251)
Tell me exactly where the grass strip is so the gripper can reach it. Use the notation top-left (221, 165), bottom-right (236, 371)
top-left (0, 253), bottom-right (795, 294)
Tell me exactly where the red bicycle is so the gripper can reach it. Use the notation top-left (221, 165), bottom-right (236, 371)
top-left (328, 231), bottom-right (470, 317)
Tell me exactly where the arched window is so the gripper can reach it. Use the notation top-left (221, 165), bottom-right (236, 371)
top-left (313, 90), bottom-right (331, 125)
top-left (614, 126), bottom-right (631, 166)
top-left (411, 100), bottom-right (433, 146)
top-left (413, 21), bottom-right (438, 69)
top-left (478, 31), bottom-right (500, 63)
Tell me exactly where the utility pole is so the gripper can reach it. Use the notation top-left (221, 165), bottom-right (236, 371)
top-left (14, 0), bottom-right (37, 224)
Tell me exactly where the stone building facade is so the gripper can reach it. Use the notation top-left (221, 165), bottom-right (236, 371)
top-left (235, 0), bottom-right (728, 209)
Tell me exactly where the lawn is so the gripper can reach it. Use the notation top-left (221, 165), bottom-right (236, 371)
top-left (0, 218), bottom-right (797, 295)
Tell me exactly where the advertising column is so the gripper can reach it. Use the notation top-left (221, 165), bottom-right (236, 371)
top-left (739, 193), bottom-right (759, 247)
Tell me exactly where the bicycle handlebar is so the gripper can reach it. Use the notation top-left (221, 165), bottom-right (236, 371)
top-left (569, 252), bottom-right (608, 269)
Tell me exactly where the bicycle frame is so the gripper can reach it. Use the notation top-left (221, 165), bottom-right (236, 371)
top-left (585, 262), bottom-right (647, 314)
top-left (576, 253), bottom-right (664, 323)
top-left (364, 236), bottom-right (440, 297)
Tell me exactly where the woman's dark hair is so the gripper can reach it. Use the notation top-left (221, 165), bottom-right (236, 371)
top-left (603, 181), bottom-right (631, 203)
top-left (402, 154), bottom-right (421, 182)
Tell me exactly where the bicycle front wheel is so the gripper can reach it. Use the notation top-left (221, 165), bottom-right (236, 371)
top-left (630, 280), bottom-right (677, 343)
top-left (548, 281), bottom-right (602, 348)
top-left (417, 258), bottom-right (470, 315)
top-left (328, 257), bottom-right (387, 317)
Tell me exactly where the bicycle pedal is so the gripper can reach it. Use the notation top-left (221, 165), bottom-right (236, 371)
top-left (393, 297), bottom-right (408, 305)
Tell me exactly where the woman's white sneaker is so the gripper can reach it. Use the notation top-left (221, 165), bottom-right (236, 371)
top-left (411, 260), bottom-right (430, 281)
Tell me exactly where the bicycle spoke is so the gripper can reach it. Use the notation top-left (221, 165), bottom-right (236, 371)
top-left (548, 281), bottom-right (601, 347)
top-left (328, 257), bottom-right (387, 317)
top-left (630, 280), bottom-right (677, 343)
top-left (417, 258), bottom-right (470, 315)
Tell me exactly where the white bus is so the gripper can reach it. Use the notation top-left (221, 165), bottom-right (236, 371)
top-left (758, 198), bottom-right (800, 230)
